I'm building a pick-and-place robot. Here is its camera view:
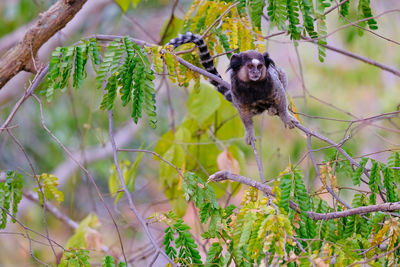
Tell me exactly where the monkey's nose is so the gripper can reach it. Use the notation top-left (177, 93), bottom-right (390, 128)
top-left (249, 72), bottom-right (261, 81)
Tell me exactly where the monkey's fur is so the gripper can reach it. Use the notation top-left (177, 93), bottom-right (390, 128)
top-left (228, 50), bottom-right (298, 144)
top-left (167, 33), bottom-right (298, 145)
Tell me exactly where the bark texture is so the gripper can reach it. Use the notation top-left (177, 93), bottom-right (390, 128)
top-left (0, 0), bottom-right (88, 89)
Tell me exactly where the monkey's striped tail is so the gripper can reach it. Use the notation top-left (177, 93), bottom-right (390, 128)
top-left (167, 32), bottom-right (232, 102)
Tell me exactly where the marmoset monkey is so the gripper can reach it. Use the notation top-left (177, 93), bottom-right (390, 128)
top-left (167, 33), bottom-right (298, 145)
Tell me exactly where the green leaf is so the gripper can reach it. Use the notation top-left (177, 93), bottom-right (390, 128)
top-left (205, 242), bottom-right (223, 266)
top-left (96, 39), bottom-right (123, 89)
top-left (160, 15), bottom-right (184, 45)
top-left (108, 153), bottom-right (144, 204)
top-left (102, 255), bottom-right (115, 267)
top-left (279, 173), bottom-right (292, 213)
top-left (115, 0), bottom-right (130, 12)
top-left (358, 0), bottom-right (378, 30)
top-left (66, 214), bottom-right (99, 249)
top-left (268, 0), bottom-right (288, 30)
top-left (249, 0), bottom-right (266, 29)
top-left (287, 0), bottom-right (302, 40)
top-left (352, 157), bottom-right (369, 186)
top-left (188, 84), bottom-right (221, 125)
top-left (131, 0), bottom-right (140, 8)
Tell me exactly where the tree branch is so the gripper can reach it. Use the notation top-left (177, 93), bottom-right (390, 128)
top-left (209, 171), bottom-right (400, 220)
top-left (302, 36), bottom-right (400, 77)
top-left (0, 0), bottom-right (88, 89)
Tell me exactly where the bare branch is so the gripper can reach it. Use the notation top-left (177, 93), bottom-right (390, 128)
top-left (209, 171), bottom-right (400, 220)
top-left (23, 191), bottom-right (79, 229)
top-left (31, 94), bottom-right (128, 262)
top-left (208, 171), bottom-right (300, 212)
top-left (53, 122), bottom-right (140, 184)
top-left (0, 65), bottom-right (48, 135)
top-left (107, 111), bottom-right (176, 266)
top-left (307, 134), bottom-right (351, 209)
top-left (309, 202), bottom-right (400, 220)
top-left (301, 36), bottom-right (400, 77)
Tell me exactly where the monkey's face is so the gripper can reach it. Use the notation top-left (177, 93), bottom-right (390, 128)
top-left (229, 51), bottom-right (268, 83)
top-left (246, 59), bottom-right (265, 81)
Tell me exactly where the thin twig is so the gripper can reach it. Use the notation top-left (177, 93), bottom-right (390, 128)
top-left (324, 0), bottom-right (350, 16)
top-left (0, 207), bottom-right (54, 267)
top-left (0, 65), bottom-right (48, 135)
top-left (306, 134), bottom-right (351, 209)
top-left (31, 94), bottom-right (128, 263)
top-left (159, 0), bottom-right (180, 44)
top-left (147, 251), bottom-right (160, 267)
top-left (7, 130), bottom-right (59, 263)
top-left (118, 148), bottom-right (184, 178)
top-left (23, 191), bottom-right (79, 229)
top-left (348, 241), bottom-right (400, 267)
top-left (201, 2), bottom-right (239, 39)
top-left (208, 171), bottom-right (400, 220)
top-left (251, 139), bottom-right (265, 183)
top-left (108, 111), bottom-right (176, 267)
top-left (301, 36), bottom-right (400, 77)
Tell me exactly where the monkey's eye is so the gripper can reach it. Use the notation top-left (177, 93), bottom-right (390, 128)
top-left (257, 64), bottom-right (263, 70)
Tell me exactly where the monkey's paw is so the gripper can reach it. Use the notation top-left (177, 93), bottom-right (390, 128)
top-left (281, 114), bottom-right (299, 129)
top-left (267, 107), bottom-right (278, 116)
top-left (245, 130), bottom-right (256, 145)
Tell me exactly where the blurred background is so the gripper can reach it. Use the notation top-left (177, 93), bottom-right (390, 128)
top-left (0, 0), bottom-right (399, 265)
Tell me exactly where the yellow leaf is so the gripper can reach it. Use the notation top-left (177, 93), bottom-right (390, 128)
top-left (231, 19), bottom-right (239, 50)
top-left (184, 0), bottom-right (202, 22)
top-left (190, 0), bottom-right (209, 32)
top-left (115, 0), bottom-right (130, 12)
top-left (164, 51), bottom-right (177, 83)
top-left (35, 173), bottom-right (64, 205)
top-left (151, 46), bottom-right (163, 73)
top-left (173, 55), bottom-right (185, 86)
top-left (239, 17), bottom-right (253, 51)
top-left (287, 93), bottom-right (302, 123)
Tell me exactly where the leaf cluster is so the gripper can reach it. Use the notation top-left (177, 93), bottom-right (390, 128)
top-left (46, 37), bottom-right (157, 128)
top-left (0, 171), bottom-right (23, 229)
top-left (161, 151), bottom-right (400, 266)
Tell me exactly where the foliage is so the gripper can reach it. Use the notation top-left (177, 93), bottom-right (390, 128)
top-left (66, 214), bottom-right (100, 249)
top-left (108, 154), bottom-right (143, 204)
top-left (0, 171), bottom-right (23, 229)
top-left (101, 255), bottom-right (126, 267)
top-left (58, 249), bottom-right (90, 267)
top-left (153, 84), bottom-right (245, 216)
top-left (47, 37), bottom-right (157, 128)
top-left (115, 0), bottom-right (141, 12)
top-left (33, 173), bottom-right (64, 205)
top-left (161, 212), bottom-right (202, 266)
top-left (160, 152), bottom-right (400, 266)
top-left (1, 0), bottom-right (396, 266)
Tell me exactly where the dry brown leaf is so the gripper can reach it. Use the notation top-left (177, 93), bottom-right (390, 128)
top-left (85, 228), bottom-right (102, 251)
top-left (292, 212), bottom-right (300, 229)
top-left (217, 149), bottom-right (240, 174)
top-left (315, 258), bottom-right (328, 267)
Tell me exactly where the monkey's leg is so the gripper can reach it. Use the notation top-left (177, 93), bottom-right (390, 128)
top-left (267, 107), bottom-right (278, 116)
top-left (275, 91), bottom-right (298, 129)
top-left (269, 66), bottom-right (298, 128)
top-left (238, 108), bottom-right (255, 145)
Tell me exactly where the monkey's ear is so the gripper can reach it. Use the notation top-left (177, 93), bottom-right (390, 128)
top-left (263, 52), bottom-right (275, 68)
top-left (228, 54), bottom-right (242, 72)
